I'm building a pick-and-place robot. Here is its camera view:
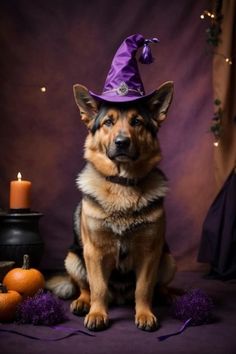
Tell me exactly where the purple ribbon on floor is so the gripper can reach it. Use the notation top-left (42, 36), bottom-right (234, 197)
top-left (0, 324), bottom-right (95, 341)
top-left (158, 318), bottom-right (192, 341)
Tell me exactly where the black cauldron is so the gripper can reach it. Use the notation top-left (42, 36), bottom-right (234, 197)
top-left (0, 211), bottom-right (44, 267)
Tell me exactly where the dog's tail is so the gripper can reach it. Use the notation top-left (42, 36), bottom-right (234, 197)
top-left (46, 274), bottom-right (77, 299)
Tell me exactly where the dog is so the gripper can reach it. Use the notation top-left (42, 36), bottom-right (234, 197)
top-left (47, 81), bottom-right (176, 331)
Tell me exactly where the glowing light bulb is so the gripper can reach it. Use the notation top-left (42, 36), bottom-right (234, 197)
top-left (200, 14), bottom-right (205, 19)
top-left (225, 58), bottom-right (232, 65)
top-left (40, 86), bottom-right (46, 93)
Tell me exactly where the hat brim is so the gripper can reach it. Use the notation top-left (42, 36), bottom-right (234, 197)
top-left (89, 90), bottom-right (156, 103)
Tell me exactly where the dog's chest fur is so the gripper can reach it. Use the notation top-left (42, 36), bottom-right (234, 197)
top-left (77, 163), bottom-right (168, 237)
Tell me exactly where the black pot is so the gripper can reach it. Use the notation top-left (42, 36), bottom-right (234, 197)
top-left (0, 211), bottom-right (44, 267)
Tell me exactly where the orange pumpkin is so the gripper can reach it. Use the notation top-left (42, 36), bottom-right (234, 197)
top-left (3, 254), bottom-right (45, 298)
top-left (0, 283), bottom-right (22, 322)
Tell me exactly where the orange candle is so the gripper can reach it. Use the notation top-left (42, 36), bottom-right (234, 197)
top-left (10, 172), bottom-right (32, 210)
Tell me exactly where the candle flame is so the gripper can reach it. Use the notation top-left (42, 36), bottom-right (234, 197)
top-left (17, 172), bottom-right (22, 181)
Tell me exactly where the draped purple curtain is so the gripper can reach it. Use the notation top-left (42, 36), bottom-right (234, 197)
top-left (0, 0), bottom-right (215, 271)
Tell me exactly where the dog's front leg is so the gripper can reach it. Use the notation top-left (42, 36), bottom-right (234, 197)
top-left (134, 247), bottom-right (162, 331)
top-left (83, 245), bottom-right (112, 331)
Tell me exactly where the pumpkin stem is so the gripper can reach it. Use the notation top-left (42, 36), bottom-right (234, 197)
top-left (22, 254), bottom-right (30, 269)
top-left (0, 283), bottom-right (8, 293)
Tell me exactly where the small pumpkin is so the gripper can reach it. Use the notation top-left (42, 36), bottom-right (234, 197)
top-left (0, 283), bottom-right (22, 322)
top-left (3, 254), bottom-right (45, 298)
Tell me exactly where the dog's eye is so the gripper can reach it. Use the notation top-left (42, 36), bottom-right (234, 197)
top-left (104, 118), bottom-right (114, 127)
top-left (130, 117), bottom-right (142, 127)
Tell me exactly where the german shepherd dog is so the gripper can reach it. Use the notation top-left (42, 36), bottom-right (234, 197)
top-left (47, 81), bottom-right (176, 331)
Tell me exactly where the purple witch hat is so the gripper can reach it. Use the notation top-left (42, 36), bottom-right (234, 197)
top-left (90, 34), bottom-right (159, 102)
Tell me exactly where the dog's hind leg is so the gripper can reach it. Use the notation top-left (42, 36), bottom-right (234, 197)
top-left (157, 251), bottom-right (176, 286)
top-left (156, 252), bottom-right (184, 303)
top-left (70, 286), bottom-right (91, 316)
top-left (65, 251), bottom-right (91, 316)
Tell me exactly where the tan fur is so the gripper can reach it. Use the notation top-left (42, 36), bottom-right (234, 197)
top-left (48, 81), bottom-right (176, 332)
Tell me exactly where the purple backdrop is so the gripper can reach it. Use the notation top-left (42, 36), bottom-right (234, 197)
top-left (0, 0), bottom-right (215, 270)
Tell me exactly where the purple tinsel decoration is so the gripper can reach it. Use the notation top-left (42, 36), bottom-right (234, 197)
top-left (171, 288), bottom-right (214, 326)
top-left (16, 290), bottom-right (67, 326)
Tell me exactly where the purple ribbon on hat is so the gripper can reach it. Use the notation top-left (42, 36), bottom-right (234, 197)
top-left (139, 37), bottom-right (160, 64)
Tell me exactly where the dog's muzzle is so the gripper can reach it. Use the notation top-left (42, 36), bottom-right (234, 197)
top-left (107, 134), bottom-right (139, 162)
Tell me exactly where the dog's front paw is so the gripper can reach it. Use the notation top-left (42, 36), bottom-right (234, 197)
top-left (70, 298), bottom-right (90, 316)
top-left (135, 311), bottom-right (158, 331)
top-left (84, 311), bottom-right (109, 331)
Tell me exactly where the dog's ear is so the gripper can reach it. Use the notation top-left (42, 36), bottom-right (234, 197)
top-left (147, 81), bottom-right (174, 126)
top-left (73, 84), bottom-right (99, 128)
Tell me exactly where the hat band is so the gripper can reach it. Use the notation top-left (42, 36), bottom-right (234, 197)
top-left (103, 81), bottom-right (144, 97)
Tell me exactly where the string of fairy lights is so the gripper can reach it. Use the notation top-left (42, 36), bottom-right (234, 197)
top-left (200, 6), bottom-right (234, 148)
top-left (200, 10), bottom-right (233, 66)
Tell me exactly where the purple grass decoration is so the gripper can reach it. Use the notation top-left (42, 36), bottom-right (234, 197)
top-left (158, 288), bottom-right (214, 341)
top-left (172, 288), bottom-right (214, 325)
top-left (16, 290), bottom-right (67, 326)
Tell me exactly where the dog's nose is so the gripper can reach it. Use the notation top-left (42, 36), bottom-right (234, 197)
top-left (115, 135), bottom-right (131, 148)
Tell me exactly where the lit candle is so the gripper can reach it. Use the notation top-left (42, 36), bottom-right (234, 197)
top-left (10, 172), bottom-right (32, 210)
